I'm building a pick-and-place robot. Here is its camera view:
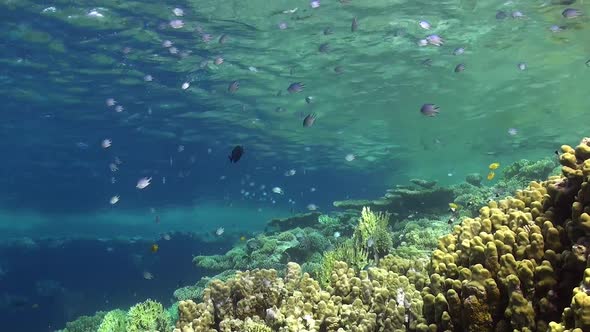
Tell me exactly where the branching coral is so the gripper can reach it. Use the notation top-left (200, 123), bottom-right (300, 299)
top-left (354, 206), bottom-right (393, 262)
top-left (127, 299), bottom-right (170, 332)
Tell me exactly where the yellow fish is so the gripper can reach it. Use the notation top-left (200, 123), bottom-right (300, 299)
top-left (489, 162), bottom-right (500, 170)
top-left (448, 203), bottom-right (459, 211)
top-left (487, 171), bottom-right (495, 180)
top-left (150, 244), bottom-right (159, 253)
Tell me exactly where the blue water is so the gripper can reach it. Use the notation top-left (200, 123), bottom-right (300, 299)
top-left (1, 0), bottom-right (590, 330)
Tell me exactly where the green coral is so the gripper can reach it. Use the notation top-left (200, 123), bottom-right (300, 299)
top-left (318, 214), bottom-right (339, 226)
top-left (97, 309), bottom-right (126, 332)
top-left (61, 312), bottom-right (106, 332)
top-left (354, 206), bottom-right (393, 260)
top-left (126, 299), bottom-right (170, 332)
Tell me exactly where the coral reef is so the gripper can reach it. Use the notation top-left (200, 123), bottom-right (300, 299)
top-left (266, 212), bottom-right (321, 232)
top-left (127, 299), bottom-right (171, 332)
top-left (59, 312), bottom-right (106, 332)
top-left (175, 259), bottom-right (428, 332)
top-left (194, 228), bottom-right (331, 273)
top-left (391, 217), bottom-right (450, 254)
top-left (422, 138), bottom-right (590, 331)
top-left (97, 309), bottom-right (126, 332)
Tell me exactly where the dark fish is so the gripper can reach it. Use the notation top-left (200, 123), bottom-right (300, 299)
top-left (319, 43), bottom-right (330, 53)
top-left (303, 113), bottom-right (316, 127)
top-left (228, 80), bottom-right (239, 93)
top-left (562, 8), bottom-right (582, 18)
top-left (454, 63), bottom-right (465, 72)
top-left (496, 10), bottom-right (507, 19)
top-left (420, 103), bottom-right (440, 117)
top-left (228, 145), bottom-right (244, 163)
top-left (219, 34), bottom-right (229, 44)
top-left (552, 0), bottom-right (575, 4)
top-left (351, 17), bottom-right (358, 32)
top-left (421, 58), bottom-right (433, 67)
top-left (586, 59), bottom-right (590, 67)
top-left (323, 27), bottom-right (333, 35)
top-left (305, 96), bottom-right (314, 104)
top-left (334, 66), bottom-right (344, 74)
top-left (287, 82), bottom-right (305, 93)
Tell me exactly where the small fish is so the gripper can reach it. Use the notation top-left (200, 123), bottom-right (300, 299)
top-left (419, 20), bottom-right (431, 30)
top-left (323, 27), bottom-right (333, 35)
top-left (143, 75), bottom-right (153, 82)
top-left (181, 82), bottom-right (190, 90)
top-left (287, 82), bottom-right (305, 93)
top-left (319, 43), bottom-right (330, 53)
top-left (219, 34), bottom-right (229, 44)
top-left (143, 271), bottom-right (154, 280)
top-left (549, 25), bottom-right (565, 33)
top-left (426, 34), bottom-right (444, 46)
top-left (447, 217), bottom-right (455, 225)
top-left (453, 47), bottom-right (465, 56)
top-left (272, 187), bottom-right (284, 195)
top-left (420, 103), bottom-right (440, 117)
top-left (136, 177), bottom-right (152, 189)
top-left (109, 195), bottom-right (120, 205)
top-left (303, 113), bottom-right (316, 127)
top-left (586, 59), bottom-right (590, 67)
top-left (487, 171), bottom-right (495, 180)
top-left (454, 64), bottom-right (465, 73)
top-left (421, 58), bottom-right (433, 67)
top-left (333, 231), bottom-right (341, 238)
top-left (508, 128), bottom-right (518, 136)
top-left (351, 17), bottom-right (358, 32)
top-left (228, 145), bottom-right (244, 163)
top-left (517, 63), bottom-right (527, 71)
top-left (310, 0), bottom-right (320, 8)
top-left (215, 227), bottom-right (225, 236)
top-left (511, 11), bottom-right (525, 19)
top-left (169, 19), bottom-right (184, 29)
top-left (305, 96), bottom-right (314, 104)
top-left (172, 8), bottom-right (184, 16)
top-left (101, 139), bottom-right (112, 149)
top-left (562, 8), bottom-right (582, 18)
top-left (449, 202), bottom-right (459, 211)
top-left (307, 203), bottom-right (319, 211)
top-left (240, 236), bottom-right (247, 241)
top-left (495, 10), bottom-right (507, 20)
top-left (345, 154), bottom-right (355, 161)
top-left (150, 244), bottom-right (159, 253)
top-left (228, 80), bottom-right (240, 93)
top-left (489, 162), bottom-right (500, 170)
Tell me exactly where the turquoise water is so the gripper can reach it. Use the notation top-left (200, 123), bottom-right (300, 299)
top-left (0, 0), bottom-right (588, 330)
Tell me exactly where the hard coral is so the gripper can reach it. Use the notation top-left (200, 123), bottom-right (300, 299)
top-left (423, 138), bottom-right (590, 331)
top-left (175, 259), bottom-right (427, 332)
